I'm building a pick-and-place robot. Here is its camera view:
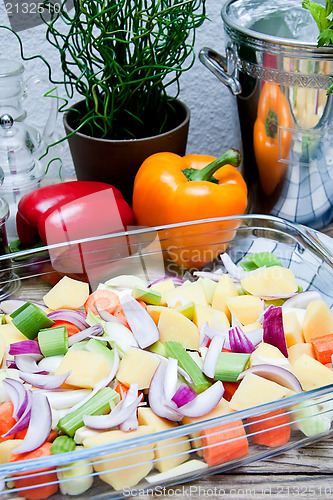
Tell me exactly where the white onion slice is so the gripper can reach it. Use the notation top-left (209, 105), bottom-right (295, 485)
top-left (12, 392), bottom-right (52, 454)
top-left (202, 335), bottom-right (224, 379)
top-left (148, 360), bottom-right (183, 422)
top-left (68, 324), bottom-right (104, 346)
top-left (120, 294), bottom-right (159, 348)
top-left (0, 299), bottom-right (48, 314)
top-left (83, 394), bottom-right (142, 430)
top-left (14, 354), bottom-right (45, 374)
top-left (119, 383), bottom-right (141, 432)
top-left (220, 253), bottom-right (247, 281)
top-left (96, 306), bottom-right (124, 324)
top-left (193, 270), bottom-right (223, 282)
top-left (282, 290), bottom-right (322, 310)
top-left (39, 389), bottom-right (92, 410)
top-left (164, 357), bottom-right (178, 401)
top-left (177, 381), bottom-right (225, 417)
top-left (238, 364), bottom-right (303, 393)
top-left (19, 371), bottom-right (72, 390)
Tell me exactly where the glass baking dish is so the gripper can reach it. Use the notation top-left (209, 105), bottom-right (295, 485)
top-left (0, 214), bottom-right (332, 499)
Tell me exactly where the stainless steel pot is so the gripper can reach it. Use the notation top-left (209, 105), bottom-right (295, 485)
top-left (200, 0), bottom-right (333, 229)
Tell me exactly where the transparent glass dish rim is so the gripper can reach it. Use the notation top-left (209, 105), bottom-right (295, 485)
top-left (0, 213), bottom-right (332, 482)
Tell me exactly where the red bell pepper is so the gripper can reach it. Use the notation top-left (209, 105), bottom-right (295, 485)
top-left (16, 181), bottom-right (134, 248)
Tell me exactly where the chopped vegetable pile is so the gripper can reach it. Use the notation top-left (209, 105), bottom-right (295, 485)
top-left (0, 250), bottom-right (332, 498)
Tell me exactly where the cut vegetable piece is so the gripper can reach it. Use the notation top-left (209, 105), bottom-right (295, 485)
top-left (240, 266), bottom-right (298, 297)
top-left (19, 371), bottom-right (72, 390)
top-left (202, 335), bottom-right (224, 378)
top-left (116, 346), bottom-right (160, 390)
top-left (158, 307), bottom-right (200, 350)
top-left (10, 442), bottom-right (58, 500)
top-left (288, 342), bottom-right (315, 364)
top-left (57, 448), bottom-right (94, 496)
top-left (171, 383), bottom-right (197, 407)
top-left (50, 435), bottom-right (76, 454)
top-left (148, 359), bottom-right (183, 422)
top-left (55, 349), bottom-right (111, 389)
top-left (83, 426), bottom-right (154, 491)
top-left (43, 276), bottom-right (90, 310)
top-left (146, 459), bottom-right (208, 484)
top-left (84, 338), bottom-right (115, 366)
top-left (137, 407), bottom-right (190, 472)
top-left (38, 326), bottom-right (68, 357)
top-left (229, 373), bottom-right (291, 411)
top-left (177, 381), bottom-right (225, 417)
top-left (202, 419), bottom-right (248, 466)
top-left (193, 304), bottom-right (229, 330)
top-left (247, 408), bottom-right (291, 447)
top-left (263, 306), bottom-right (288, 357)
top-left (0, 401), bottom-right (17, 441)
top-left (229, 326), bottom-right (255, 354)
top-left (214, 352), bottom-right (250, 382)
top-left (132, 285), bottom-right (162, 305)
top-left (104, 321), bottom-right (138, 355)
top-left (163, 280), bottom-right (208, 308)
top-left (10, 302), bottom-right (55, 340)
top-left (58, 387), bottom-right (118, 437)
top-left (211, 274), bottom-right (238, 321)
top-left (83, 393), bottom-right (142, 430)
top-left (84, 288), bottom-right (120, 316)
top-left (240, 252), bottom-right (283, 271)
top-left (289, 400), bottom-right (331, 437)
top-left (165, 341), bottom-right (211, 394)
top-left (197, 277), bottom-right (218, 304)
top-left (238, 364), bottom-right (302, 393)
top-left (177, 301), bottom-right (195, 321)
top-left (226, 295), bottom-right (264, 326)
top-left (283, 311), bottom-right (303, 348)
top-left (311, 333), bottom-right (333, 365)
top-left (291, 353), bottom-right (333, 390)
top-left (302, 300), bottom-right (333, 342)
top-left (120, 294), bottom-right (159, 348)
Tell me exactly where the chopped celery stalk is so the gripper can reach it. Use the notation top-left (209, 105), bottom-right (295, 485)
top-left (38, 326), bottom-right (68, 357)
top-left (289, 400), bottom-right (331, 437)
top-left (84, 338), bottom-right (115, 366)
top-left (214, 352), bottom-right (250, 382)
top-left (240, 252), bottom-right (283, 271)
top-left (10, 302), bottom-right (55, 340)
top-left (50, 435), bottom-right (76, 454)
top-left (177, 301), bottom-right (195, 320)
top-left (165, 341), bottom-right (211, 394)
top-left (0, 314), bottom-right (6, 325)
top-left (58, 387), bottom-right (118, 437)
top-left (132, 285), bottom-right (162, 305)
top-left (147, 340), bottom-right (167, 357)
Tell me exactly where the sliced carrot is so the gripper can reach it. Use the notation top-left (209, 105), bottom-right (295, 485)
top-left (311, 334), bottom-right (333, 365)
top-left (222, 381), bottom-right (240, 402)
top-left (247, 408), bottom-right (290, 447)
top-left (115, 382), bottom-right (130, 400)
top-left (84, 289), bottom-right (120, 316)
top-left (10, 442), bottom-right (58, 499)
top-left (202, 419), bottom-right (248, 467)
top-left (50, 319), bottom-right (80, 337)
top-left (0, 401), bottom-right (17, 440)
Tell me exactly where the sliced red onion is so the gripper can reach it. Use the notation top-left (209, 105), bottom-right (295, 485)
top-left (19, 370), bottom-right (71, 390)
top-left (257, 304), bottom-right (275, 325)
top-left (202, 335), bottom-right (225, 379)
top-left (148, 360), bottom-right (183, 422)
top-left (14, 354), bottom-right (45, 374)
top-left (193, 270), bottom-right (223, 282)
top-left (238, 364), bottom-right (303, 392)
top-left (3, 378), bottom-right (28, 421)
top-left (282, 290), bottom-right (322, 310)
top-left (171, 383), bottom-right (197, 407)
top-left (148, 277), bottom-right (184, 288)
top-left (9, 341), bottom-right (42, 356)
top-left (96, 306), bottom-right (124, 325)
top-left (176, 381), bottom-right (224, 417)
top-left (119, 383), bottom-right (142, 432)
top-left (2, 386), bottom-right (32, 437)
top-left (12, 392), bottom-right (52, 454)
top-left (242, 327), bottom-right (263, 347)
top-left (229, 326), bottom-right (256, 354)
top-left (120, 294), bottom-right (159, 348)
top-left (220, 253), bottom-right (247, 282)
top-left (263, 306), bottom-right (288, 357)
top-left (68, 324), bottom-right (104, 346)
top-left (47, 309), bottom-right (89, 330)
top-left (0, 299), bottom-right (48, 314)
top-left (83, 394), bottom-right (142, 430)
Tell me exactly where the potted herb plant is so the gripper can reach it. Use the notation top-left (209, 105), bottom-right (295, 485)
top-left (40, 0), bottom-right (207, 201)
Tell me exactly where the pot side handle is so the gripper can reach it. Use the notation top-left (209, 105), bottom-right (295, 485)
top-left (199, 46), bottom-right (242, 96)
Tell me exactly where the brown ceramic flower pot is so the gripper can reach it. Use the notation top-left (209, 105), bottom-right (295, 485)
top-left (63, 99), bottom-right (190, 205)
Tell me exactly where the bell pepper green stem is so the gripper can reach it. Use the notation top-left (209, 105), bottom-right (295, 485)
top-left (182, 149), bottom-right (241, 182)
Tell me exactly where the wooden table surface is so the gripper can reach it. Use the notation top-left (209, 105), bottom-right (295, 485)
top-left (136, 223), bottom-right (333, 500)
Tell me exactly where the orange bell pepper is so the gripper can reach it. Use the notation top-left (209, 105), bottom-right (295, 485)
top-left (253, 82), bottom-right (292, 196)
top-left (132, 150), bottom-right (248, 270)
